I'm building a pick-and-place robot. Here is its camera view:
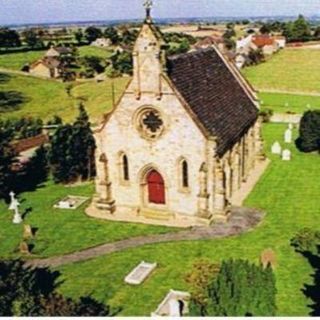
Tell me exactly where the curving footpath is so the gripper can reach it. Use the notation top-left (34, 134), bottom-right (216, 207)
top-left (26, 207), bottom-right (264, 269)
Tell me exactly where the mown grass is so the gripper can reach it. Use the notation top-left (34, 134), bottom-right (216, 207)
top-left (243, 48), bottom-right (320, 93)
top-left (258, 92), bottom-right (320, 114)
top-left (0, 73), bottom-right (129, 123)
top-left (0, 46), bottom-right (113, 71)
top-left (0, 50), bottom-right (45, 70)
top-left (57, 123), bottom-right (320, 316)
top-left (0, 181), bottom-right (175, 259)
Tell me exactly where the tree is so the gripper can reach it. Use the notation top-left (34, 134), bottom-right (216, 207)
top-left (83, 55), bottom-right (106, 74)
top-left (314, 26), bottom-right (320, 39)
top-left (191, 259), bottom-right (277, 316)
top-left (48, 124), bottom-right (74, 183)
top-left (22, 29), bottom-right (43, 49)
top-left (296, 110), bottom-right (320, 153)
top-left (292, 15), bottom-right (311, 41)
top-left (185, 259), bottom-right (220, 316)
top-left (104, 27), bottom-right (119, 44)
top-left (0, 259), bottom-right (110, 316)
top-left (110, 50), bottom-right (133, 75)
top-left (84, 26), bottom-right (103, 43)
top-left (48, 104), bottom-right (96, 183)
top-left (0, 28), bottom-right (21, 49)
top-left (0, 123), bottom-right (15, 199)
top-left (260, 24), bottom-right (271, 34)
top-left (70, 103), bottom-right (96, 180)
top-left (74, 28), bottom-right (83, 45)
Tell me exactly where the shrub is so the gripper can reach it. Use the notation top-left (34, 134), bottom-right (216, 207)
top-left (259, 108), bottom-right (274, 123)
top-left (191, 259), bottom-right (277, 316)
top-left (296, 110), bottom-right (320, 153)
top-left (291, 228), bottom-right (320, 255)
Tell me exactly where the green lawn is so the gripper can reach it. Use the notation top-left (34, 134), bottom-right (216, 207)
top-left (78, 45), bottom-right (114, 59)
top-left (259, 92), bottom-right (320, 114)
top-left (0, 181), bottom-right (175, 259)
top-left (0, 50), bottom-right (45, 70)
top-left (0, 46), bottom-right (113, 71)
top-left (0, 73), bottom-right (129, 123)
top-left (243, 48), bottom-right (320, 93)
top-left (56, 123), bottom-right (320, 316)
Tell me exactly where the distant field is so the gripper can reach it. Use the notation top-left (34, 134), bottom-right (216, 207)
top-left (258, 92), bottom-right (320, 114)
top-left (0, 72), bottom-right (129, 123)
top-left (243, 49), bottom-right (320, 93)
top-left (0, 46), bottom-right (113, 71)
top-left (0, 50), bottom-right (45, 70)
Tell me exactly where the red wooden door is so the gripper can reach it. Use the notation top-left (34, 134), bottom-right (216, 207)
top-left (147, 170), bottom-right (165, 204)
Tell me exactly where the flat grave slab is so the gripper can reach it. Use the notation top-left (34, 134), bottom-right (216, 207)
top-left (53, 196), bottom-right (89, 210)
top-left (124, 261), bottom-right (157, 285)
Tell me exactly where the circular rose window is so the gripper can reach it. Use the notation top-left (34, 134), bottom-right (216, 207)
top-left (137, 108), bottom-right (164, 140)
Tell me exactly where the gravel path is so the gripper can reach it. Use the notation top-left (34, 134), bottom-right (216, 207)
top-left (26, 207), bottom-right (265, 268)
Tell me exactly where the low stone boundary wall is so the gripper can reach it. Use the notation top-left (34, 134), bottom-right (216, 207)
top-left (270, 113), bottom-right (302, 124)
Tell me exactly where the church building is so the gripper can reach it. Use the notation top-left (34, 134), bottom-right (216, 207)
top-left (89, 7), bottom-right (264, 226)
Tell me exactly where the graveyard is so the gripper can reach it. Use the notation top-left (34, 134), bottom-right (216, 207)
top-left (1, 122), bottom-right (319, 316)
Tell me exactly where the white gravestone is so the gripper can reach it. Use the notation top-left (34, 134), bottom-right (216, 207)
top-left (271, 142), bottom-right (282, 155)
top-left (151, 290), bottom-right (190, 317)
top-left (9, 192), bottom-right (22, 224)
top-left (284, 129), bottom-right (292, 143)
top-left (288, 123), bottom-right (293, 130)
top-left (282, 149), bottom-right (291, 161)
top-left (125, 261), bottom-right (157, 285)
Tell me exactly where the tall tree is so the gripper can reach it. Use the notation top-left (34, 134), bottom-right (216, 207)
top-left (22, 29), bottom-right (41, 49)
top-left (0, 123), bottom-right (15, 199)
top-left (84, 26), bottom-right (103, 43)
top-left (0, 259), bottom-right (110, 316)
top-left (296, 110), bottom-right (320, 153)
top-left (0, 28), bottom-right (21, 49)
top-left (74, 28), bottom-right (84, 45)
top-left (104, 27), bottom-right (119, 44)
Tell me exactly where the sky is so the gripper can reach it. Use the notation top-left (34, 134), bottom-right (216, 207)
top-left (1, 0), bottom-right (320, 25)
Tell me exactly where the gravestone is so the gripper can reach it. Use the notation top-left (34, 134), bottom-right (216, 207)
top-left (125, 261), bottom-right (157, 285)
top-left (23, 224), bottom-right (33, 239)
top-left (19, 241), bottom-right (30, 255)
top-left (260, 248), bottom-right (277, 269)
top-left (282, 149), bottom-right (291, 161)
top-left (288, 123), bottom-right (293, 130)
top-left (284, 129), bottom-right (292, 143)
top-left (271, 141), bottom-right (282, 155)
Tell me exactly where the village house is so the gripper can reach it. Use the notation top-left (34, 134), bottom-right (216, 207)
top-left (29, 57), bottom-right (61, 78)
top-left (251, 34), bottom-right (279, 55)
top-left (88, 8), bottom-right (264, 227)
top-left (194, 36), bottom-right (226, 53)
top-left (45, 46), bottom-right (73, 58)
top-left (91, 38), bottom-right (112, 48)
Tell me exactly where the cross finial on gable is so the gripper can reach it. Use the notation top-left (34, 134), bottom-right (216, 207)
top-left (144, 0), bottom-right (153, 22)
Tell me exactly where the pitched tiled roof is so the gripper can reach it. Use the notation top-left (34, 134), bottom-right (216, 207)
top-left (167, 47), bottom-right (258, 156)
top-left (252, 35), bottom-right (275, 48)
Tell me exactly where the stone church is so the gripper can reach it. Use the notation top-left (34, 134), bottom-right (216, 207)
top-left (89, 8), bottom-right (264, 227)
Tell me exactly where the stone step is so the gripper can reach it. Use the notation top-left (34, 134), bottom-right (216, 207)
top-left (140, 209), bottom-right (174, 221)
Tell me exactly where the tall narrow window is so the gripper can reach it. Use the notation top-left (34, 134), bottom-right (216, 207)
top-left (123, 155), bottom-right (129, 181)
top-left (182, 160), bottom-right (189, 188)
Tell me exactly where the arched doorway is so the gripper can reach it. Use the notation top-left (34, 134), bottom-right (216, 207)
top-left (147, 170), bottom-right (166, 205)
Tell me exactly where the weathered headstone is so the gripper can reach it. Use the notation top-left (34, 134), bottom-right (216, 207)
top-left (169, 299), bottom-right (182, 317)
top-left (19, 241), bottom-right (30, 255)
top-left (271, 141), bottom-right (282, 155)
top-left (288, 123), bottom-right (293, 130)
top-left (282, 149), bottom-right (291, 161)
top-left (284, 129), bottom-right (292, 143)
top-left (260, 248), bottom-right (277, 269)
top-left (23, 224), bottom-right (33, 239)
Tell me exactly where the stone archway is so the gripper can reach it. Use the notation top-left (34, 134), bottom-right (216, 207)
top-left (139, 165), bottom-right (168, 209)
